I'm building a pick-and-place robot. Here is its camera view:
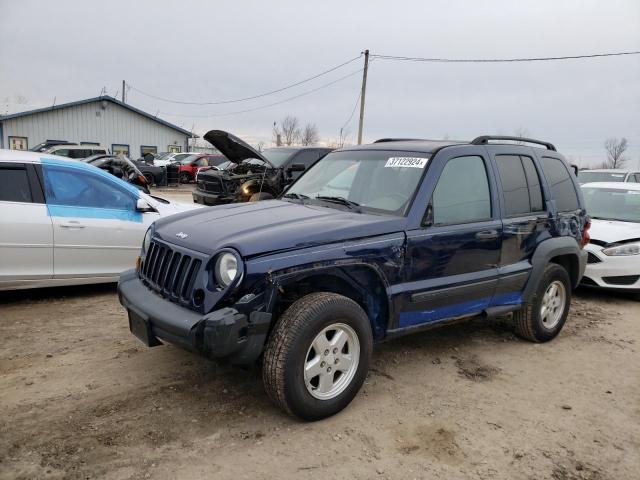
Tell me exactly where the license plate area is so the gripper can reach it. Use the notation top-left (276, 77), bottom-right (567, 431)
top-left (128, 310), bottom-right (162, 347)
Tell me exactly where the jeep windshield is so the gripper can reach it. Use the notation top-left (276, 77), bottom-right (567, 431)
top-left (284, 150), bottom-right (430, 215)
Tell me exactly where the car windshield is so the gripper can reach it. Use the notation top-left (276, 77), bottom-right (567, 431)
top-left (155, 152), bottom-right (172, 160)
top-left (578, 171), bottom-right (627, 184)
top-left (582, 187), bottom-right (640, 222)
top-left (260, 148), bottom-right (297, 167)
top-left (285, 150), bottom-right (430, 215)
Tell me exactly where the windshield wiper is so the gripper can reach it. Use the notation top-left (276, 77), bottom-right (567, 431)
top-left (282, 192), bottom-right (309, 202)
top-left (315, 195), bottom-right (361, 210)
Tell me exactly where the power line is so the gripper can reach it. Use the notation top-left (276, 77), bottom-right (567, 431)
top-left (128, 54), bottom-right (362, 105)
top-left (370, 50), bottom-right (640, 63)
top-left (158, 68), bottom-right (363, 119)
top-left (341, 89), bottom-right (361, 132)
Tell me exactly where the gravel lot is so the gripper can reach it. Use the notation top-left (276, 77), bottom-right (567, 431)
top-left (1, 283), bottom-right (639, 480)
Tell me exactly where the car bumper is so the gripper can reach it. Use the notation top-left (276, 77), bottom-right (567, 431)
top-left (117, 269), bottom-right (271, 363)
top-left (192, 189), bottom-right (234, 206)
top-left (581, 244), bottom-right (640, 291)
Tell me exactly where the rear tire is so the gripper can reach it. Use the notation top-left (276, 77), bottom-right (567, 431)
top-left (249, 192), bottom-right (274, 202)
top-left (179, 172), bottom-right (191, 184)
top-left (262, 292), bottom-right (372, 420)
top-left (513, 263), bottom-right (571, 342)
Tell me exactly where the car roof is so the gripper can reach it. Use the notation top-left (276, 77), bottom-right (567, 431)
top-left (581, 182), bottom-right (640, 191)
top-left (339, 139), bottom-right (468, 154)
top-left (48, 145), bottom-right (106, 150)
top-left (0, 149), bottom-right (74, 164)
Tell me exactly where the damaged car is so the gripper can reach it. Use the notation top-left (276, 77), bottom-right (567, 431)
top-left (118, 135), bottom-right (589, 420)
top-left (192, 130), bottom-right (332, 205)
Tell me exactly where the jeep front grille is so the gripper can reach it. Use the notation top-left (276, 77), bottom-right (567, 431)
top-left (140, 240), bottom-right (202, 307)
top-left (199, 177), bottom-right (223, 194)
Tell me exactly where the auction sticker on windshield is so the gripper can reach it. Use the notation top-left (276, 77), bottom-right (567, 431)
top-left (384, 157), bottom-right (429, 168)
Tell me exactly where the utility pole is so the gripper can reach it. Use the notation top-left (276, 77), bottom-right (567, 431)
top-left (122, 80), bottom-right (126, 103)
top-left (357, 49), bottom-right (369, 145)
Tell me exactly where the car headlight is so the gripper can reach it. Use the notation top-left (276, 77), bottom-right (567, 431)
top-left (215, 252), bottom-right (239, 287)
top-left (142, 227), bottom-right (152, 255)
top-left (601, 242), bottom-right (640, 256)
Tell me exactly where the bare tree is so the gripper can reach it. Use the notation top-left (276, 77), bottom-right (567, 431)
top-left (604, 137), bottom-right (628, 169)
top-left (279, 116), bottom-right (300, 146)
top-left (514, 127), bottom-right (530, 144)
top-left (300, 123), bottom-right (319, 146)
top-left (14, 94), bottom-right (28, 105)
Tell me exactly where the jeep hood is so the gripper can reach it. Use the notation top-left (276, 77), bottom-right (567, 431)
top-left (203, 130), bottom-right (274, 167)
top-left (153, 200), bottom-right (407, 257)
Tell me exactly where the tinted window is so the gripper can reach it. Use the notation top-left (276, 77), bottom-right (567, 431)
top-left (521, 156), bottom-right (544, 211)
top-left (433, 156), bottom-right (491, 225)
top-left (540, 157), bottom-right (579, 211)
top-left (43, 166), bottom-right (136, 210)
top-left (496, 155), bottom-right (530, 215)
top-left (292, 150), bottom-right (320, 168)
top-left (0, 167), bottom-right (32, 203)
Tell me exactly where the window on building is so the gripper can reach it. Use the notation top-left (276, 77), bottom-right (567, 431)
top-left (432, 156), bottom-right (491, 225)
top-left (112, 144), bottom-right (130, 156)
top-left (141, 146), bottom-right (158, 157)
top-left (81, 142), bottom-right (100, 146)
top-left (540, 157), bottom-right (580, 212)
top-left (168, 145), bottom-right (181, 153)
top-left (8, 136), bottom-right (28, 150)
top-left (0, 166), bottom-right (32, 202)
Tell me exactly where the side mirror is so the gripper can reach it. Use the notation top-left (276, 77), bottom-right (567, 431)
top-left (288, 163), bottom-right (306, 172)
top-left (570, 164), bottom-right (579, 176)
top-left (136, 198), bottom-right (155, 213)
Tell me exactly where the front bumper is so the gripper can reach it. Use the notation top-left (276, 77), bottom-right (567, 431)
top-left (192, 189), bottom-right (235, 206)
top-left (117, 269), bottom-right (271, 363)
top-left (581, 244), bottom-right (640, 291)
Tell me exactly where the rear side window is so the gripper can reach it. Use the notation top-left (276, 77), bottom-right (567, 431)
top-left (0, 167), bottom-right (32, 203)
top-left (432, 156), bottom-right (491, 225)
top-left (540, 157), bottom-right (580, 211)
top-left (496, 155), bottom-right (544, 215)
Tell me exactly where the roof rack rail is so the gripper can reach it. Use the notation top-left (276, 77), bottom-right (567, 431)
top-left (471, 135), bottom-right (556, 151)
top-left (373, 138), bottom-right (427, 143)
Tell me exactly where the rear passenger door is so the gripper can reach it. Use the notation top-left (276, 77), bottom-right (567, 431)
top-left (402, 150), bottom-right (502, 327)
top-left (0, 162), bottom-right (54, 284)
top-left (486, 149), bottom-right (549, 303)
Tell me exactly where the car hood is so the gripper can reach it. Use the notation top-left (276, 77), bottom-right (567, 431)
top-left (203, 130), bottom-right (274, 167)
top-left (153, 200), bottom-right (407, 257)
top-left (589, 218), bottom-right (640, 245)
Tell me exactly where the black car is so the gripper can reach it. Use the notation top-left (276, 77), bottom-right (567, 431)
top-left (118, 134), bottom-right (589, 420)
top-left (193, 130), bottom-right (332, 205)
top-left (84, 154), bottom-right (152, 193)
top-left (30, 140), bottom-right (77, 152)
top-left (132, 159), bottom-right (166, 186)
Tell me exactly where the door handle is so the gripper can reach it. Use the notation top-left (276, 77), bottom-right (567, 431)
top-left (475, 230), bottom-right (498, 240)
top-left (60, 221), bottom-right (85, 229)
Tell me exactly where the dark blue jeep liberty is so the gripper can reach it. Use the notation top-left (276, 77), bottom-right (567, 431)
top-left (118, 131), bottom-right (590, 420)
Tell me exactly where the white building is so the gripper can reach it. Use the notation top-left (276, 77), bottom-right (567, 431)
top-left (0, 96), bottom-right (194, 157)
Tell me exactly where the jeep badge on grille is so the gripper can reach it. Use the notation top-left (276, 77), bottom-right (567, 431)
top-left (176, 232), bottom-right (188, 239)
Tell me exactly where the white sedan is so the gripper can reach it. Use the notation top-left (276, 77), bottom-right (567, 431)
top-left (0, 150), bottom-right (199, 290)
top-left (581, 182), bottom-right (640, 294)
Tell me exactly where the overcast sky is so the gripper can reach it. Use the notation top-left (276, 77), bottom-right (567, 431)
top-left (1, 0), bottom-right (639, 166)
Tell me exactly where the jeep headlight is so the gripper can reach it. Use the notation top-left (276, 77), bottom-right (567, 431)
top-left (142, 227), bottom-right (152, 255)
top-left (601, 242), bottom-right (640, 256)
top-left (215, 252), bottom-right (239, 287)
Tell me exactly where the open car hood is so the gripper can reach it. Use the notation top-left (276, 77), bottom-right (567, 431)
top-left (203, 130), bottom-right (274, 167)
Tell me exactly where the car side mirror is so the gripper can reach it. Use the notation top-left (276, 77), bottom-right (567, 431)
top-left (136, 198), bottom-right (155, 213)
top-left (570, 164), bottom-right (579, 176)
top-left (288, 163), bottom-right (306, 172)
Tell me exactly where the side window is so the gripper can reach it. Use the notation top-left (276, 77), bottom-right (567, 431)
top-left (432, 156), bottom-right (491, 225)
top-left (495, 155), bottom-right (530, 216)
top-left (43, 166), bottom-right (136, 210)
top-left (495, 155), bottom-right (545, 215)
top-left (0, 166), bottom-right (32, 203)
top-left (292, 150), bottom-right (320, 168)
top-left (540, 157), bottom-right (580, 212)
top-left (195, 158), bottom-right (208, 167)
top-left (521, 156), bottom-right (544, 211)
top-left (54, 149), bottom-right (70, 157)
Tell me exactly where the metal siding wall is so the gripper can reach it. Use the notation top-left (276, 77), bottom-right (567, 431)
top-left (1, 101), bottom-right (188, 155)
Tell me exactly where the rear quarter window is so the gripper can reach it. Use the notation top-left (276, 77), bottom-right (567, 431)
top-left (540, 157), bottom-right (580, 212)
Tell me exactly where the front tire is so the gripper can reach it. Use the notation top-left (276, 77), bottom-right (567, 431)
top-left (179, 172), bottom-right (191, 184)
top-left (513, 263), bottom-right (571, 342)
top-left (262, 292), bottom-right (373, 420)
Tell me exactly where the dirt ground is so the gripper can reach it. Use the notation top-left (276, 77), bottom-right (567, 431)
top-left (1, 283), bottom-right (639, 480)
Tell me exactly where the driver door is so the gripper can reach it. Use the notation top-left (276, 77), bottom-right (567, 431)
top-left (41, 162), bottom-right (159, 278)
